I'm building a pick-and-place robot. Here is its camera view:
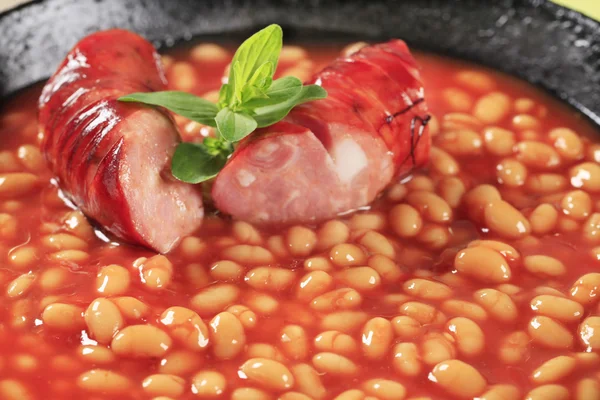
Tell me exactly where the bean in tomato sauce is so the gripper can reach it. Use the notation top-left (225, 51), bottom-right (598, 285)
top-left (0, 41), bottom-right (599, 400)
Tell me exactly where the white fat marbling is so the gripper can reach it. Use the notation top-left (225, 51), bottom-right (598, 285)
top-left (332, 138), bottom-right (368, 184)
top-left (236, 169), bottom-right (256, 187)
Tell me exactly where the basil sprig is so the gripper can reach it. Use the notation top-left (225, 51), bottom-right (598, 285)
top-left (119, 24), bottom-right (327, 183)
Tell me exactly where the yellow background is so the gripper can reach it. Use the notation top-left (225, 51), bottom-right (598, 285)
top-left (553, 0), bottom-right (600, 21)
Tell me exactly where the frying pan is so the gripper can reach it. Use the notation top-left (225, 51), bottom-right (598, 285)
top-left (1, 0), bottom-right (599, 127)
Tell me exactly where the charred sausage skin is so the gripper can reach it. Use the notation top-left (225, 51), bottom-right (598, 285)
top-left (212, 39), bottom-right (430, 223)
top-left (38, 30), bottom-right (204, 253)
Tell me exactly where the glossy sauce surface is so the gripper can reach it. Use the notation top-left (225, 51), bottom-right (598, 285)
top-left (0, 42), bottom-right (599, 400)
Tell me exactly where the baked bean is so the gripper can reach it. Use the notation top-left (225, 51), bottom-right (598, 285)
top-left (335, 267), bottom-right (381, 292)
top-left (312, 352), bottom-right (358, 376)
top-left (279, 324), bottom-right (308, 361)
top-left (467, 240), bottom-right (519, 262)
top-left (398, 302), bottom-right (446, 325)
top-left (558, 215), bottom-right (581, 233)
top-left (61, 210), bottom-right (94, 240)
top-left (185, 263), bottom-right (211, 289)
top-left (77, 369), bottom-right (131, 393)
top-left (416, 223), bottom-right (450, 249)
top-left (392, 342), bottom-right (421, 377)
top-left (430, 147), bottom-right (459, 176)
top-left (320, 311), bottom-right (368, 333)
top-left (170, 61), bottom-right (196, 90)
top-left (8, 246), bottom-right (37, 269)
top-left (437, 177), bottom-right (466, 209)
top-left (12, 353), bottom-right (38, 373)
top-left (559, 190), bottom-right (592, 221)
top-left (484, 200), bottom-right (530, 239)
top-left (48, 249), bottom-right (89, 263)
top-left (428, 359), bottom-right (486, 398)
top-left (526, 174), bottom-right (568, 195)
top-left (139, 255), bottom-right (173, 290)
top-left (245, 291), bottom-right (280, 315)
top-left (317, 220), bottom-right (350, 250)
top-left (160, 306), bottom-right (209, 351)
top-left (159, 350), bottom-right (203, 376)
top-left (239, 358), bottom-right (294, 390)
top-left (110, 296), bottom-right (150, 320)
top-left (406, 176), bottom-right (435, 193)
top-left (349, 212), bottom-right (387, 232)
top-left (514, 141), bottom-right (560, 169)
top-left (473, 288), bottom-right (518, 322)
top-left (387, 183), bottom-right (408, 202)
top-left (366, 255), bottom-right (402, 283)
top-left (361, 379), bottom-right (406, 400)
top-left (0, 173), bottom-right (38, 198)
top-left (225, 304), bottom-right (257, 330)
top-left (42, 233), bottom-right (88, 251)
top-left (330, 243), bottom-right (367, 266)
top-left (406, 191), bottom-right (453, 223)
top-left (190, 43), bottom-right (229, 62)
top-left (456, 70), bottom-right (496, 91)
top-left (85, 298), bottom-right (124, 344)
top-left (314, 330), bottom-right (358, 356)
top-left (341, 41), bottom-right (368, 57)
top-left (524, 384), bottom-right (569, 400)
top-left (512, 113), bottom-right (540, 130)
top-left (464, 184), bottom-right (502, 221)
top-left (286, 226), bottom-right (317, 257)
top-left (576, 378), bottom-right (600, 400)
top-left (455, 246), bottom-right (512, 283)
top-left (222, 244), bottom-right (275, 265)
top-left (528, 316), bottom-right (574, 349)
top-left (0, 213), bottom-right (17, 239)
top-left (524, 255), bottom-right (566, 277)
top-left (441, 300), bottom-right (488, 321)
top-left (191, 370), bottom-right (227, 397)
top-left (289, 363), bottom-right (326, 400)
top-left (332, 390), bottom-right (366, 400)
top-left (96, 264), bottom-right (130, 296)
top-left (209, 260), bottom-right (244, 282)
top-left (111, 324), bottom-right (172, 358)
top-left (442, 87), bottom-right (473, 112)
top-left (483, 127), bottom-right (516, 156)
top-left (529, 204), bottom-right (559, 235)
top-left (142, 374), bottom-right (185, 398)
top-left (179, 236), bottom-right (207, 259)
top-left (190, 283), bottom-right (240, 316)
top-left (389, 204), bottom-right (423, 238)
top-left (359, 231), bottom-right (395, 258)
top-left (0, 150), bottom-right (20, 172)
top-left (570, 273), bottom-right (600, 304)
top-left (549, 127), bottom-right (584, 160)
top-left (403, 278), bottom-right (452, 301)
top-left (209, 311), bottom-right (246, 359)
top-left (231, 221), bottom-right (262, 245)
top-left (231, 387), bottom-right (272, 400)
top-left (584, 213), bottom-right (600, 242)
top-left (530, 295), bottom-right (584, 322)
top-left (360, 317), bottom-right (393, 360)
top-left (295, 271), bottom-right (333, 302)
top-left (246, 267), bottom-right (296, 292)
top-left (531, 355), bottom-right (576, 384)
top-left (579, 316), bottom-right (600, 351)
top-left (303, 256), bottom-right (334, 272)
top-left (474, 92), bottom-right (511, 124)
top-left (445, 317), bottom-right (485, 357)
top-left (77, 345), bottom-right (115, 364)
top-left (42, 303), bottom-right (84, 331)
top-left (496, 158), bottom-right (527, 187)
top-left (570, 162), bottom-right (600, 192)
top-left (421, 332), bottom-right (456, 365)
top-left (478, 384), bottom-right (521, 400)
top-left (6, 272), bottom-right (35, 298)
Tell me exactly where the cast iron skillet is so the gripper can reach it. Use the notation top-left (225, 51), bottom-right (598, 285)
top-left (1, 0), bottom-right (599, 126)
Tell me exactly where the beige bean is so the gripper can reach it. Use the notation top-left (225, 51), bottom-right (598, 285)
top-left (245, 343), bottom-right (284, 363)
top-left (279, 324), bottom-right (308, 360)
top-left (496, 158), bottom-right (527, 187)
top-left (529, 204), bottom-right (559, 235)
top-left (362, 378), bottom-right (406, 400)
top-left (245, 291), bottom-right (279, 315)
top-left (335, 267), bottom-right (381, 292)
top-left (524, 255), bottom-right (566, 277)
top-left (245, 267), bottom-right (296, 292)
top-left (428, 359), bottom-right (486, 398)
top-left (85, 298), bottom-right (124, 344)
top-left (320, 311), bottom-right (368, 333)
top-left (222, 244), bottom-right (274, 265)
top-left (96, 264), bottom-right (130, 296)
top-left (317, 220), bottom-right (350, 250)
top-left (531, 355), bottom-right (576, 384)
top-left (445, 317), bottom-right (485, 357)
top-left (8, 246), bottom-right (37, 269)
top-left (77, 345), bottom-right (115, 364)
top-left (111, 324), bottom-right (172, 358)
top-left (42, 303), bottom-right (85, 331)
top-left (514, 141), bottom-right (560, 169)
top-left (441, 300), bottom-right (488, 322)
top-left (210, 260), bottom-right (244, 282)
top-left (190, 283), bottom-right (240, 316)
top-left (349, 212), bottom-right (387, 232)
top-left (387, 183), bottom-right (408, 202)
top-left (290, 363), bottom-right (326, 400)
top-left (42, 233), bottom-right (88, 251)
top-left (560, 190), bottom-right (592, 220)
top-left (456, 70), bottom-right (496, 91)
top-left (584, 213), bottom-right (600, 242)
top-left (484, 200), bottom-right (530, 239)
top-left (0, 379), bottom-right (32, 400)
top-left (160, 306), bottom-right (209, 351)
top-left (286, 226), bottom-right (317, 257)
top-left (209, 311), bottom-right (246, 359)
top-left (110, 296), bottom-right (150, 320)
top-left (312, 352), bottom-right (358, 376)
top-left (159, 350), bottom-right (203, 376)
top-left (463, 184), bottom-right (502, 221)
top-left (142, 374), bottom-right (185, 398)
top-left (360, 317), bottom-right (393, 360)
top-left (239, 358), bottom-right (294, 390)
top-left (528, 316), bottom-right (574, 349)
top-left (48, 249), bottom-right (89, 263)
top-left (295, 271), bottom-right (333, 302)
top-left (232, 221), bottom-right (262, 245)
top-left (430, 147), bottom-right (459, 176)
top-left (191, 370), bottom-right (226, 397)
top-left (392, 342), bottom-right (421, 377)
top-left (231, 387), bottom-right (272, 400)
top-left (179, 236), bottom-right (207, 259)
top-left (455, 246), bottom-right (512, 283)
top-left (571, 162), bottom-right (600, 192)
top-left (437, 129), bottom-right (483, 155)
top-left (473, 92), bottom-right (511, 124)
top-left (569, 272), bottom-right (600, 306)
top-left (526, 173), bottom-right (568, 194)
top-left (226, 304), bottom-right (257, 329)
top-left (530, 295), bottom-right (584, 322)
top-left (190, 43), bottom-right (229, 62)
top-left (6, 272), bottom-right (35, 298)
top-left (483, 127), bottom-right (516, 156)
top-left (403, 278), bottom-right (452, 300)
top-left (437, 177), bottom-right (466, 209)
top-left (170, 62), bottom-right (196, 91)
top-left (359, 231), bottom-right (395, 258)
top-left (406, 191), bottom-right (453, 223)
top-left (478, 384), bottom-right (521, 400)
top-left (367, 255), bottom-right (403, 283)
top-left (314, 330), bottom-right (358, 356)
top-left (473, 288), bottom-right (518, 322)
top-left (576, 378), bottom-right (600, 400)
top-left (421, 332), bottom-right (456, 366)
top-left (77, 369), bottom-right (131, 393)
top-left (498, 330), bottom-right (530, 364)
top-left (138, 255), bottom-right (173, 290)
top-left (524, 384), bottom-right (569, 400)
top-left (0, 173), bottom-right (38, 198)
top-left (398, 302), bottom-right (446, 325)
top-left (579, 316), bottom-right (600, 351)
top-left (311, 288), bottom-right (362, 312)
top-left (329, 243), bottom-right (367, 266)
top-left (442, 87), bottom-right (473, 112)
top-left (389, 204), bottom-right (423, 238)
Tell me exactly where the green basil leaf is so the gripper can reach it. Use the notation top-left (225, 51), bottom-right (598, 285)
top-left (218, 84), bottom-right (230, 109)
top-left (119, 91), bottom-right (218, 127)
top-left (253, 84), bottom-right (328, 127)
top-left (243, 76), bottom-right (303, 109)
top-left (215, 107), bottom-right (258, 142)
top-left (223, 24), bottom-right (282, 107)
top-left (247, 62), bottom-right (274, 91)
top-left (171, 141), bottom-right (231, 184)
top-left (241, 85), bottom-right (269, 105)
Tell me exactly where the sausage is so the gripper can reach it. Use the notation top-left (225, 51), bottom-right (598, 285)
top-left (212, 39), bottom-right (430, 223)
top-left (38, 29), bottom-right (204, 253)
